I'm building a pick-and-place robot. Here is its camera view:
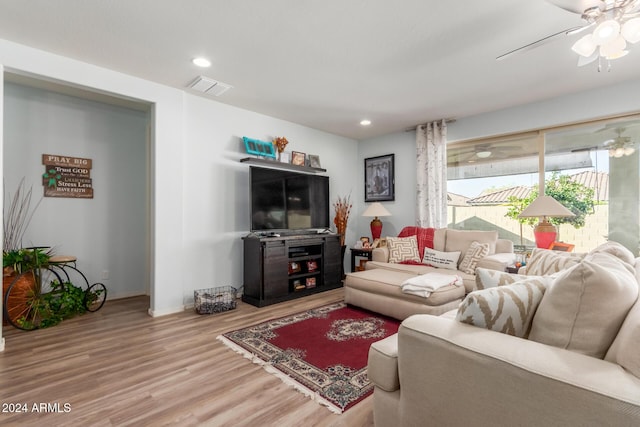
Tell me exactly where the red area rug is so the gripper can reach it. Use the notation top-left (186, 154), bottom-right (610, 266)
top-left (217, 302), bottom-right (400, 414)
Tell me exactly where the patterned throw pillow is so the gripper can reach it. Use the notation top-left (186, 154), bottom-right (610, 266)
top-left (422, 248), bottom-right (460, 270)
top-left (475, 268), bottom-right (528, 290)
top-left (458, 241), bottom-right (490, 274)
top-left (387, 235), bottom-right (420, 264)
top-left (456, 276), bottom-right (551, 338)
top-left (397, 226), bottom-right (435, 259)
top-left (525, 248), bottom-right (585, 276)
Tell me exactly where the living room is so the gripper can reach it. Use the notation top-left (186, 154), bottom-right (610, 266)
top-left (1, 1), bottom-right (640, 425)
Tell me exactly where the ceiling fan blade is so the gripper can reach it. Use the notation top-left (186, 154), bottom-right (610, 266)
top-left (496, 25), bottom-right (586, 60)
top-left (577, 50), bottom-right (599, 66)
top-left (546, 0), bottom-right (604, 14)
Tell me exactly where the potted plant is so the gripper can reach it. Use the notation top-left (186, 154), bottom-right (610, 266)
top-left (3, 179), bottom-right (46, 319)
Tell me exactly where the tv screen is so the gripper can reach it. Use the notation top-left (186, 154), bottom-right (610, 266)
top-left (250, 166), bottom-right (329, 232)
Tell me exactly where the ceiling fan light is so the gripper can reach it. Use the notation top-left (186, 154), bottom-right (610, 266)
top-left (593, 19), bottom-right (621, 44)
top-left (600, 35), bottom-right (627, 59)
top-left (624, 146), bottom-right (636, 156)
top-left (572, 34), bottom-right (597, 57)
top-left (476, 151), bottom-right (492, 158)
top-left (622, 18), bottom-right (640, 43)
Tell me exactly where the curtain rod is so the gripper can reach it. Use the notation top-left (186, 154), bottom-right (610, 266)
top-left (404, 118), bottom-right (456, 132)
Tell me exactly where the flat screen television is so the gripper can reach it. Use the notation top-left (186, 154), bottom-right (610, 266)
top-left (250, 166), bottom-right (330, 233)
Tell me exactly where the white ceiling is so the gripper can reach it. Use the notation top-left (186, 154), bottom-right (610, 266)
top-left (1, 0), bottom-right (640, 140)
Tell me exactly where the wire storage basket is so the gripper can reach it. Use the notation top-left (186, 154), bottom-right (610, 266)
top-left (194, 286), bottom-right (237, 314)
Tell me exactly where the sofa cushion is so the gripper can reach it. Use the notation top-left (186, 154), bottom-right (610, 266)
top-left (529, 252), bottom-right (639, 358)
top-left (444, 229), bottom-right (498, 264)
top-left (475, 268), bottom-right (528, 290)
top-left (456, 276), bottom-right (550, 338)
top-left (387, 235), bottom-right (420, 264)
top-left (605, 296), bottom-right (640, 378)
top-left (422, 248), bottom-right (460, 270)
top-left (525, 248), bottom-right (585, 276)
top-left (345, 268), bottom-right (465, 307)
top-left (588, 240), bottom-right (636, 266)
top-left (367, 334), bottom-right (399, 392)
top-left (397, 226), bottom-right (435, 259)
top-left (459, 241), bottom-right (490, 274)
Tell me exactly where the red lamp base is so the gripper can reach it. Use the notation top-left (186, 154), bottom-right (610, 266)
top-left (533, 221), bottom-right (557, 249)
top-left (370, 217), bottom-right (383, 240)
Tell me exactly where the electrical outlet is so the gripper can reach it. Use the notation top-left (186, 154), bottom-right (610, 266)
top-left (101, 270), bottom-right (109, 280)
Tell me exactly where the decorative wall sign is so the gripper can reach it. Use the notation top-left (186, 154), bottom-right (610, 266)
top-left (42, 154), bottom-right (94, 199)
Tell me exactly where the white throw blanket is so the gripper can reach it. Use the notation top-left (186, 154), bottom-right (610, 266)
top-left (401, 272), bottom-right (463, 298)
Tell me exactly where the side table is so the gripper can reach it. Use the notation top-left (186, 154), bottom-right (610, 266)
top-left (350, 248), bottom-right (373, 273)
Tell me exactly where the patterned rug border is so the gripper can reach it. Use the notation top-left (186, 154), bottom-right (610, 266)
top-left (216, 301), bottom-right (390, 414)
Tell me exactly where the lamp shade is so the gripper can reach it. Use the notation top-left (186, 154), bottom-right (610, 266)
top-left (519, 196), bottom-right (574, 249)
top-left (362, 202), bottom-right (391, 218)
top-left (362, 202), bottom-right (391, 240)
top-left (518, 196), bottom-right (574, 219)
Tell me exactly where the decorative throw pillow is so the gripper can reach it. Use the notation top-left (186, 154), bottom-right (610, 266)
top-left (456, 276), bottom-right (550, 338)
top-left (386, 235), bottom-right (420, 264)
top-left (525, 248), bottom-right (585, 276)
top-left (475, 268), bottom-right (528, 290)
top-left (422, 248), bottom-right (460, 270)
top-left (605, 297), bottom-right (640, 378)
top-left (529, 252), bottom-right (639, 358)
top-left (398, 226), bottom-right (435, 259)
top-left (458, 241), bottom-right (490, 274)
top-left (588, 240), bottom-right (636, 266)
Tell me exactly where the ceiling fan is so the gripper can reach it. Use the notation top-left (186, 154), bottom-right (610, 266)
top-left (603, 127), bottom-right (637, 156)
top-left (449, 143), bottom-right (523, 163)
top-left (497, 0), bottom-right (640, 67)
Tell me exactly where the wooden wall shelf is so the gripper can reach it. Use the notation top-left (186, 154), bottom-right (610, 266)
top-left (240, 157), bottom-right (326, 173)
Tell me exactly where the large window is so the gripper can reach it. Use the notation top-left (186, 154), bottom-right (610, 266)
top-left (447, 115), bottom-right (640, 255)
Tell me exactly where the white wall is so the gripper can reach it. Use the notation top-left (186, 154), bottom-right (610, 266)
top-left (0, 38), bottom-right (360, 339)
top-left (357, 77), bottom-right (640, 236)
top-left (3, 82), bottom-right (148, 299)
top-left (355, 131), bottom-right (416, 245)
top-left (182, 94), bottom-right (357, 302)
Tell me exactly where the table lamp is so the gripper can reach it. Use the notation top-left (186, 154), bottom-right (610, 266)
top-left (362, 202), bottom-right (391, 240)
top-left (518, 195), bottom-right (574, 249)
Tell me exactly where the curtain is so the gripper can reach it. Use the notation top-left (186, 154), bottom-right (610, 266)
top-left (416, 120), bottom-right (447, 228)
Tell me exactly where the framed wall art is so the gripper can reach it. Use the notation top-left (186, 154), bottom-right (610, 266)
top-left (243, 136), bottom-right (277, 159)
top-left (291, 151), bottom-right (306, 166)
top-left (365, 154), bottom-right (395, 202)
top-left (308, 154), bottom-right (321, 168)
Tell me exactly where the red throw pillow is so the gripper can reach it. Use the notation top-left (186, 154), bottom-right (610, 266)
top-left (397, 226), bottom-right (435, 261)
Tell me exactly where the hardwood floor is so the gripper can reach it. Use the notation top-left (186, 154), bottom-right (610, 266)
top-left (0, 289), bottom-right (375, 426)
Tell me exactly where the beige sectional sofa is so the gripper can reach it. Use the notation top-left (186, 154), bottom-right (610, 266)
top-left (368, 242), bottom-right (640, 426)
top-left (344, 228), bottom-right (516, 320)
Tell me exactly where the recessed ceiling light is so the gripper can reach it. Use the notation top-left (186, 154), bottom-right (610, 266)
top-left (360, 119), bottom-right (372, 126)
top-left (192, 57), bottom-right (211, 68)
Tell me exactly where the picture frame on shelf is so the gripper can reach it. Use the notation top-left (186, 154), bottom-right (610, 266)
top-left (279, 151), bottom-right (291, 163)
top-left (305, 277), bottom-right (316, 289)
top-left (306, 260), bottom-right (318, 272)
top-left (365, 154), bottom-right (395, 202)
top-left (291, 151), bottom-right (306, 166)
top-left (308, 154), bottom-right (321, 168)
top-left (243, 136), bottom-right (277, 159)
top-left (288, 261), bottom-right (301, 274)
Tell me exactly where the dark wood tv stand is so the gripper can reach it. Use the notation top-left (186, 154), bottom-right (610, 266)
top-left (242, 233), bottom-right (342, 307)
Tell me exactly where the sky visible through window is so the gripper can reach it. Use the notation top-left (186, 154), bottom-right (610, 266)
top-left (447, 151), bottom-right (609, 199)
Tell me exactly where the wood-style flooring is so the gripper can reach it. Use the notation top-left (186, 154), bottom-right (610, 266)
top-left (0, 289), bottom-right (374, 426)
